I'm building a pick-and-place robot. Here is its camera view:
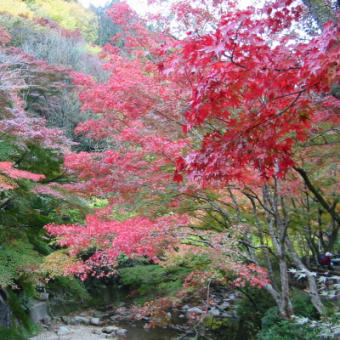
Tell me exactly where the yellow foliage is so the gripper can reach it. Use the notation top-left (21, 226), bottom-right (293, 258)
top-left (32, 0), bottom-right (98, 42)
top-left (0, 0), bottom-right (33, 17)
top-left (39, 250), bottom-right (75, 279)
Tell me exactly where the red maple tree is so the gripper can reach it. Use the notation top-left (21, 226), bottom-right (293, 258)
top-left (45, 1), bottom-right (339, 311)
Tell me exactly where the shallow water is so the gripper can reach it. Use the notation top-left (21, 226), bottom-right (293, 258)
top-left (118, 323), bottom-right (181, 340)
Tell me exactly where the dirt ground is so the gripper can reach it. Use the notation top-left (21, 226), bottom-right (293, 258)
top-left (31, 325), bottom-right (112, 340)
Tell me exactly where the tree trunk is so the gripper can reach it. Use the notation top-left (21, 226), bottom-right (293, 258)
top-left (278, 256), bottom-right (294, 319)
top-left (286, 238), bottom-right (326, 315)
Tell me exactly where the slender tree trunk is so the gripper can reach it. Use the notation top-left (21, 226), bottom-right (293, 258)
top-left (286, 238), bottom-right (326, 315)
top-left (262, 185), bottom-right (294, 319)
top-left (278, 256), bottom-right (294, 319)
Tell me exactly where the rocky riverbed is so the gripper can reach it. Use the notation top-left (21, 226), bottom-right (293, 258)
top-left (30, 288), bottom-right (241, 340)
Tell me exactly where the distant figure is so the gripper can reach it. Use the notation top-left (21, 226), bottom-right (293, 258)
top-left (320, 252), bottom-right (333, 270)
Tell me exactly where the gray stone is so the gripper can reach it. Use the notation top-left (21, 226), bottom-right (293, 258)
top-left (92, 329), bottom-right (102, 335)
top-left (93, 311), bottom-right (106, 318)
top-left (57, 326), bottom-right (71, 336)
top-left (187, 307), bottom-right (203, 314)
top-left (102, 326), bottom-right (118, 334)
top-left (41, 315), bottom-right (51, 325)
top-left (179, 314), bottom-right (185, 318)
top-left (29, 300), bottom-right (49, 323)
top-left (228, 294), bottom-right (237, 301)
top-left (116, 328), bottom-right (127, 336)
top-left (182, 304), bottom-right (190, 311)
top-left (74, 316), bottom-right (90, 325)
top-left (222, 312), bottom-right (231, 318)
top-left (39, 292), bottom-right (49, 301)
top-left (61, 316), bottom-right (71, 324)
top-left (209, 307), bottom-right (220, 317)
top-left (218, 301), bottom-right (230, 310)
top-left (90, 317), bottom-right (102, 325)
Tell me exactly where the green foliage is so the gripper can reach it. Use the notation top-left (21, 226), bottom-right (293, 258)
top-left (0, 233), bottom-right (42, 287)
top-left (0, 327), bottom-right (26, 340)
top-left (119, 263), bottom-right (192, 302)
top-left (119, 265), bottom-right (167, 291)
top-left (165, 251), bottom-right (212, 271)
top-left (291, 291), bottom-right (319, 319)
top-left (260, 306), bottom-right (280, 330)
top-left (7, 289), bottom-right (39, 335)
top-left (257, 319), bottom-right (322, 340)
top-left (204, 315), bottom-right (239, 339)
top-left (91, 0), bottom-right (121, 46)
top-left (46, 276), bottom-right (91, 303)
top-left (257, 306), bottom-right (324, 340)
top-left (234, 287), bottom-right (276, 339)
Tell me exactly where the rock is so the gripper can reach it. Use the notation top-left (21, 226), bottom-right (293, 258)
top-left (187, 307), bottom-right (203, 314)
top-left (74, 316), bottom-right (90, 325)
top-left (218, 301), bottom-right (230, 310)
top-left (116, 328), bottom-right (127, 336)
top-left (221, 312), bottom-right (231, 318)
top-left (57, 326), bottom-right (71, 336)
top-left (29, 300), bottom-right (49, 323)
top-left (102, 326), bottom-right (118, 334)
top-left (228, 294), bottom-right (237, 301)
top-left (92, 329), bottom-right (102, 335)
top-left (116, 307), bottom-right (127, 314)
top-left (38, 292), bottom-right (49, 301)
top-left (110, 315), bottom-right (120, 321)
top-left (61, 316), bottom-right (77, 325)
top-left (61, 316), bottom-right (70, 324)
top-left (41, 315), bottom-right (51, 325)
top-left (209, 307), bottom-right (220, 317)
top-left (90, 317), bottom-right (102, 326)
top-left (182, 304), bottom-right (190, 311)
top-left (179, 314), bottom-right (185, 318)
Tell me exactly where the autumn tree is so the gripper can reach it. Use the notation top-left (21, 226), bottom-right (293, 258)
top-left (45, 0), bottom-right (339, 320)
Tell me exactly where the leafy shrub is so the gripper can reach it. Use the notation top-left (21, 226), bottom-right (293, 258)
top-left (234, 288), bottom-right (276, 339)
top-left (257, 319), bottom-right (322, 340)
top-left (0, 327), bottom-right (26, 340)
top-left (119, 264), bottom-right (192, 301)
top-left (257, 306), bottom-right (324, 340)
top-left (6, 289), bottom-right (39, 336)
top-left (291, 291), bottom-right (319, 319)
top-left (46, 276), bottom-right (91, 304)
top-left (0, 234), bottom-right (42, 287)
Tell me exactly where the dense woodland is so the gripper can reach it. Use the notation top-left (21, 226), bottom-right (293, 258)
top-left (0, 0), bottom-right (339, 339)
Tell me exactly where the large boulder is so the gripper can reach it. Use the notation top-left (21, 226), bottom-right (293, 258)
top-left (29, 299), bottom-right (50, 324)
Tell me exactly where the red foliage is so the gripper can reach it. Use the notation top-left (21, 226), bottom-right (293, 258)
top-left (157, 1), bottom-right (340, 184)
top-left (0, 161), bottom-right (45, 190)
top-left (45, 214), bottom-right (190, 280)
top-left (45, 0), bottom-right (339, 290)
